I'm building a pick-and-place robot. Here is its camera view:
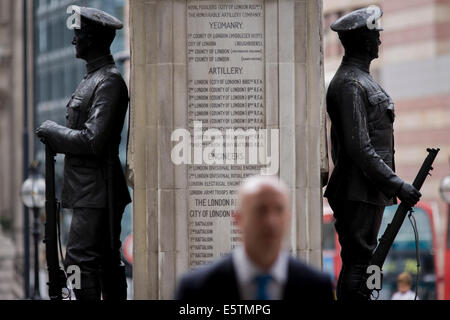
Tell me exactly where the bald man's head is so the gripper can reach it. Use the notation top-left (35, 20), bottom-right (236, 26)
top-left (234, 175), bottom-right (291, 270)
top-left (237, 175), bottom-right (289, 208)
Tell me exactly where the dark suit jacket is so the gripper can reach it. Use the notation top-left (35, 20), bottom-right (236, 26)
top-left (175, 254), bottom-right (334, 301)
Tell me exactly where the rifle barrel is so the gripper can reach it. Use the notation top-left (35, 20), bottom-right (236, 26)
top-left (44, 146), bottom-right (64, 300)
top-left (371, 148), bottom-right (439, 268)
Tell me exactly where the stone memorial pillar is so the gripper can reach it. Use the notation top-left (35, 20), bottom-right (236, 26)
top-left (128, 0), bottom-right (327, 300)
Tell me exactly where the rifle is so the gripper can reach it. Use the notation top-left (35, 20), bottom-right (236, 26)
top-left (44, 145), bottom-right (67, 300)
top-left (359, 148), bottom-right (440, 298)
top-left (371, 148), bottom-right (439, 267)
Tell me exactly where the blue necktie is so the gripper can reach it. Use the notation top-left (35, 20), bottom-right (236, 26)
top-left (254, 274), bottom-right (272, 300)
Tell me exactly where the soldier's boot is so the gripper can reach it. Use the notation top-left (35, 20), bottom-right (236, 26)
top-left (73, 272), bottom-right (101, 301)
top-left (338, 264), bottom-right (371, 301)
top-left (100, 263), bottom-right (127, 300)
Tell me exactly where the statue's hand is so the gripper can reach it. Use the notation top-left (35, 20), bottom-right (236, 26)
top-left (35, 120), bottom-right (59, 146)
top-left (35, 120), bottom-right (58, 139)
top-left (397, 182), bottom-right (421, 207)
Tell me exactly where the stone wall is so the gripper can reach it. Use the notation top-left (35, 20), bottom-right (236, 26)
top-left (128, 0), bottom-right (327, 300)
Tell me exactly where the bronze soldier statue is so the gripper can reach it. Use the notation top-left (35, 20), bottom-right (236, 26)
top-left (324, 6), bottom-right (421, 300)
top-left (36, 7), bottom-right (131, 300)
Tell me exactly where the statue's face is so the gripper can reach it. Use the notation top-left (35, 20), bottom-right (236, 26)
top-left (366, 31), bottom-right (381, 59)
top-left (339, 30), bottom-right (382, 61)
top-left (72, 28), bottom-right (90, 60)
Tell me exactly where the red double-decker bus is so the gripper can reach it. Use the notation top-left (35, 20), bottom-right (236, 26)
top-left (323, 201), bottom-right (445, 300)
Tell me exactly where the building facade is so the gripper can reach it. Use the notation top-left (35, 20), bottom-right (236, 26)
top-left (0, 0), bottom-right (32, 299)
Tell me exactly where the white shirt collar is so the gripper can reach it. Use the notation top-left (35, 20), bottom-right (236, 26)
top-left (232, 245), bottom-right (289, 285)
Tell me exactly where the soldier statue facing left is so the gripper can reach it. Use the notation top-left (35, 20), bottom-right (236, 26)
top-left (36, 7), bottom-right (131, 300)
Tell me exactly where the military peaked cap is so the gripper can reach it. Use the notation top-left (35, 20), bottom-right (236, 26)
top-left (331, 5), bottom-right (383, 33)
top-left (72, 6), bottom-right (123, 30)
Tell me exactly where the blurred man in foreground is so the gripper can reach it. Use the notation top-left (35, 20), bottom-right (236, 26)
top-left (175, 175), bottom-right (333, 300)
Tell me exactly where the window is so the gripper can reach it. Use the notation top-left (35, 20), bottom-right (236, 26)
top-left (38, 21), bottom-right (48, 53)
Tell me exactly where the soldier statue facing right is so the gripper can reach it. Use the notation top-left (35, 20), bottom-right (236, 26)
top-left (324, 6), bottom-right (422, 300)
